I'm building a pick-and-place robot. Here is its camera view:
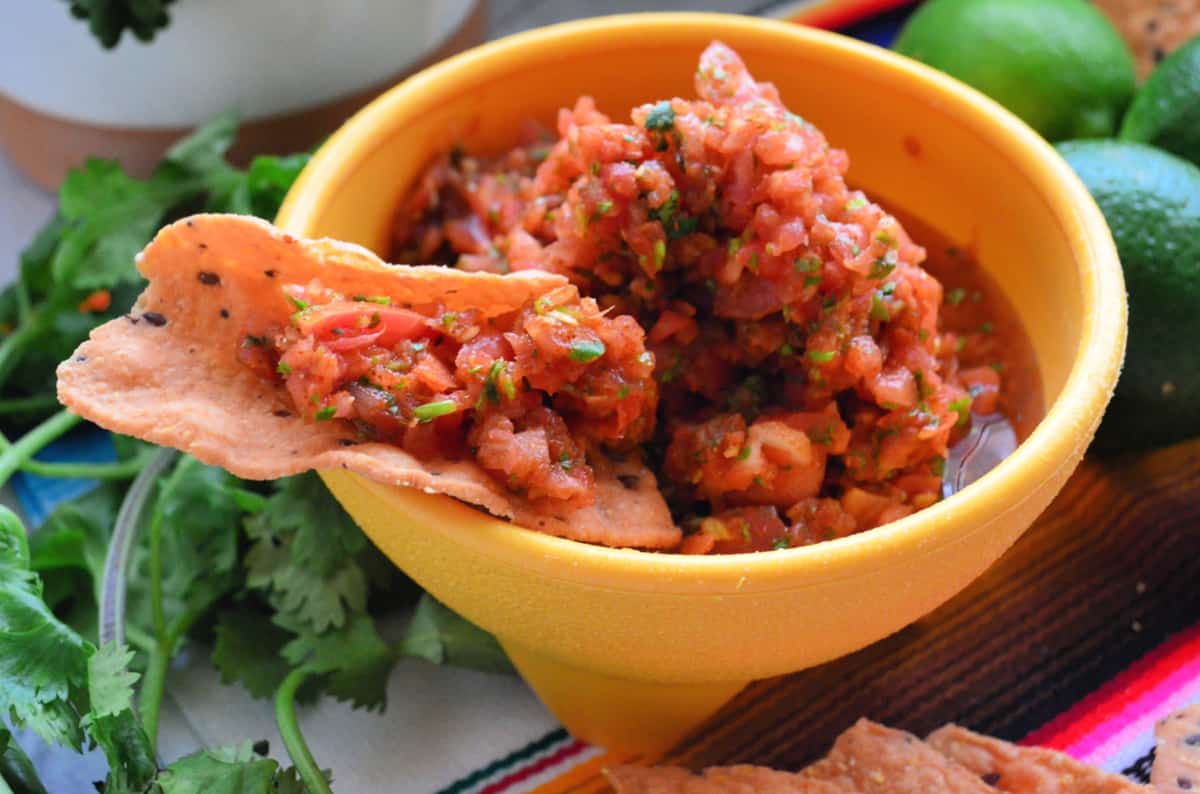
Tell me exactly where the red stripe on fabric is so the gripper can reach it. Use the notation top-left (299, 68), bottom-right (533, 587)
top-left (1022, 622), bottom-right (1200, 748)
top-left (479, 741), bottom-right (589, 794)
top-left (789, 0), bottom-right (915, 30)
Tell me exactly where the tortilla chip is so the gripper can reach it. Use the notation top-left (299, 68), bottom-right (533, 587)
top-left (927, 725), bottom-right (1148, 793)
top-left (1151, 705), bottom-right (1200, 792)
top-left (605, 764), bottom-right (855, 793)
top-left (802, 719), bottom-right (995, 794)
top-left (1092, 0), bottom-right (1200, 79)
top-left (56, 214), bottom-right (681, 549)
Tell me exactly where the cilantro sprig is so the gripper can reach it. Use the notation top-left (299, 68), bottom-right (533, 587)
top-left (0, 114), bottom-right (309, 429)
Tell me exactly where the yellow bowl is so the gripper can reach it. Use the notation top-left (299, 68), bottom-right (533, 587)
top-left (275, 13), bottom-right (1125, 755)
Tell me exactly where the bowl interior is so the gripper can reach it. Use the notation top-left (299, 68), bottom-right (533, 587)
top-left (278, 14), bottom-right (1123, 689)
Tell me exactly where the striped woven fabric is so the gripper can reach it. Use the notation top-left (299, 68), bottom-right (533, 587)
top-left (431, 436), bottom-right (1200, 793)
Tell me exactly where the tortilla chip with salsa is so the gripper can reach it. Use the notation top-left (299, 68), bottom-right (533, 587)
top-left (56, 214), bottom-right (680, 549)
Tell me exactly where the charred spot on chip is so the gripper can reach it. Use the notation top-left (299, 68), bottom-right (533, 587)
top-left (142, 312), bottom-right (167, 326)
top-left (981, 772), bottom-right (1001, 785)
top-left (264, 269), bottom-right (277, 278)
top-left (198, 242), bottom-right (208, 249)
top-left (198, 271), bottom-right (221, 285)
top-left (337, 438), bottom-right (360, 447)
top-left (75, 355), bottom-right (87, 363)
top-left (220, 308), bottom-right (230, 318)
top-left (618, 474), bottom-right (640, 490)
top-left (273, 410), bottom-right (292, 418)
top-left (1179, 778), bottom-right (1194, 791)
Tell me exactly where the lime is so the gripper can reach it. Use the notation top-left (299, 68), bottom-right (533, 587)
top-left (894, 0), bottom-right (1137, 141)
top-left (1120, 35), bottom-right (1200, 167)
top-left (1057, 140), bottom-right (1200, 451)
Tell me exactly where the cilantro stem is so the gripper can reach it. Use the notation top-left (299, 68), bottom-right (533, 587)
top-left (142, 486), bottom-right (170, 752)
top-left (0, 731), bottom-right (46, 794)
top-left (20, 452), bottom-right (153, 480)
top-left (0, 409), bottom-right (81, 486)
top-left (14, 277), bottom-right (31, 327)
top-left (275, 669), bottom-right (333, 794)
top-left (124, 623), bottom-right (156, 654)
top-left (0, 395), bottom-right (60, 415)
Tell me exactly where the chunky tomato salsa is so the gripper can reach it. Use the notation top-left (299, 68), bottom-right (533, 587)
top-left (242, 282), bottom-right (657, 510)
top-left (244, 43), bottom-right (1041, 553)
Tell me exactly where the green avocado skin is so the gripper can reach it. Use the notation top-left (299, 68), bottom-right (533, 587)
top-left (1057, 141), bottom-right (1200, 451)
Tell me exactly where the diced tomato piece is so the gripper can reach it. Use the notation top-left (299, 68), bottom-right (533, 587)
top-left (295, 303), bottom-right (432, 349)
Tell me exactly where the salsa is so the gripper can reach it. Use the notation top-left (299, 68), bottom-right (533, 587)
top-left (332, 42), bottom-right (1040, 552)
top-left (241, 282), bottom-right (658, 510)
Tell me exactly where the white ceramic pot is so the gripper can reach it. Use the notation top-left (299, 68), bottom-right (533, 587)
top-left (0, 0), bottom-right (485, 188)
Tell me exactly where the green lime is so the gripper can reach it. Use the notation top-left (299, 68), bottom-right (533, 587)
top-left (1057, 140), bottom-right (1200, 451)
top-left (894, 0), bottom-right (1136, 141)
top-left (1120, 35), bottom-right (1200, 167)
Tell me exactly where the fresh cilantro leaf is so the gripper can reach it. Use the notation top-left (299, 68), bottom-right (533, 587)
top-left (3, 510), bottom-right (154, 792)
top-left (228, 155), bottom-right (313, 219)
top-left (165, 112), bottom-right (239, 176)
top-left (278, 612), bottom-right (395, 711)
top-left (148, 457), bottom-right (241, 627)
top-left (15, 214), bottom-right (66, 302)
top-left (85, 642), bottom-right (138, 719)
top-left (33, 481), bottom-right (121, 578)
top-left (263, 474), bottom-right (365, 577)
top-left (65, 0), bottom-right (177, 48)
top-left (243, 473), bottom-right (372, 631)
top-left (56, 159), bottom-right (186, 291)
top-left (272, 767), bottom-right (310, 794)
top-left (82, 702), bottom-right (157, 794)
top-left (30, 483), bottom-right (127, 652)
top-left (157, 742), bottom-right (281, 794)
top-left (0, 506), bottom-right (90, 750)
top-left (245, 533), bottom-right (367, 633)
top-left (0, 726), bottom-right (49, 794)
top-left (211, 609), bottom-right (292, 700)
top-left (397, 594), bottom-right (514, 675)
